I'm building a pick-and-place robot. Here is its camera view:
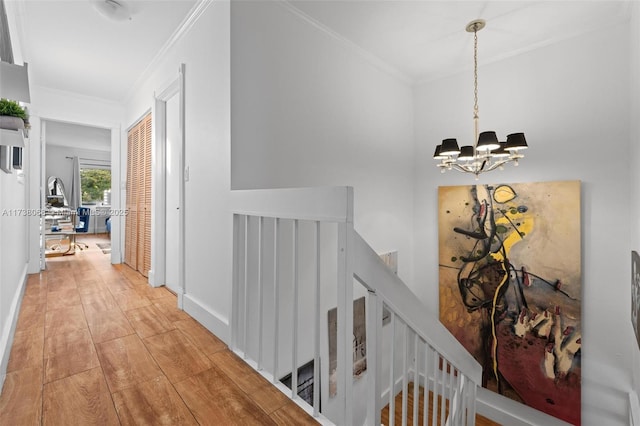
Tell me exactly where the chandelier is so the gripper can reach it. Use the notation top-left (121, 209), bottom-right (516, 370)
top-left (433, 19), bottom-right (528, 178)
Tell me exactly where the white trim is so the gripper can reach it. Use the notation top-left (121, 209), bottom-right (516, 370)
top-left (123, 0), bottom-right (213, 104)
top-left (230, 187), bottom-right (354, 223)
top-left (109, 124), bottom-right (121, 264)
top-left (183, 293), bottom-right (230, 344)
top-left (476, 387), bottom-right (573, 426)
top-left (150, 96), bottom-right (167, 287)
top-left (126, 108), bottom-right (152, 133)
top-left (631, 391), bottom-right (640, 426)
top-left (0, 264), bottom-right (28, 391)
top-left (177, 63), bottom-right (186, 297)
top-left (150, 64), bottom-right (186, 293)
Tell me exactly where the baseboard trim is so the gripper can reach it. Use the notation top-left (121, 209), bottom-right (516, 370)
top-left (182, 293), bottom-right (230, 344)
top-left (631, 391), bottom-right (640, 426)
top-left (111, 248), bottom-right (122, 265)
top-left (0, 264), bottom-right (28, 392)
top-left (476, 387), bottom-right (572, 426)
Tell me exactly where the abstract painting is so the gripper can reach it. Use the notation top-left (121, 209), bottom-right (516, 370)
top-left (327, 296), bottom-right (367, 397)
top-left (438, 181), bottom-right (581, 425)
top-left (633, 251), bottom-right (640, 350)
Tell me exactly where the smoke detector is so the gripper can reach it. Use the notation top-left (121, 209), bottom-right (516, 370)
top-left (93, 0), bottom-right (132, 22)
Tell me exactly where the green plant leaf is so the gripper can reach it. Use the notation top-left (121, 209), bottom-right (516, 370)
top-left (0, 98), bottom-right (27, 120)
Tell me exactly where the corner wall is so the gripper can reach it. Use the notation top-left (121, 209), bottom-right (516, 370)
top-left (0, 150), bottom-right (29, 389)
top-left (629, 0), bottom-right (640, 410)
top-left (231, 1), bottom-right (415, 286)
top-left (124, 1), bottom-right (232, 339)
top-left (413, 22), bottom-right (632, 425)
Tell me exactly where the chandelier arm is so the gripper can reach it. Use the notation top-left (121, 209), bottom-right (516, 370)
top-left (484, 158), bottom-right (515, 172)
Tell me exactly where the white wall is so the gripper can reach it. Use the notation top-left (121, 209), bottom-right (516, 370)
top-left (45, 144), bottom-right (110, 203)
top-left (231, 1), bottom-right (415, 286)
top-left (124, 1), bottom-right (231, 339)
top-left (0, 145), bottom-right (29, 389)
top-left (414, 22), bottom-right (632, 425)
top-left (629, 0), bottom-right (640, 408)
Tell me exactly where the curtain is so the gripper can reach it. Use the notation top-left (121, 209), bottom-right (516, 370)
top-left (69, 155), bottom-right (81, 210)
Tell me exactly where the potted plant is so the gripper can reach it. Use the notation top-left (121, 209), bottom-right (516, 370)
top-left (0, 98), bottom-right (28, 131)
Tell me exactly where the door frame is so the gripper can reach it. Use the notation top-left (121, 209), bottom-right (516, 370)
top-left (35, 118), bottom-right (120, 270)
top-left (150, 64), bottom-right (186, 307)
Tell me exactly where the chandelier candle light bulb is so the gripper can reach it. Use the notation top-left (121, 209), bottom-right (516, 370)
top-left (433, 19), bottom-right (528, 177)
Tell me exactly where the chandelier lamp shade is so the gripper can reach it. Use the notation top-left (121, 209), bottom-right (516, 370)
top-left (434, 19), bottom-right (528, 178)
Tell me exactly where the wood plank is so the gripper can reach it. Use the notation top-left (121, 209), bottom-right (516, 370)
top-left (111, 288), bottom-right (151, 311)
top-left (125, 304), bottom-right (176, 338)
top-left (208, 349), bottom-right (290, 414)
top-left (112, 375), bottom-right (198, 425)
top-left (81, 289), bottom-right (119, 314)
top-left (174, 366), bottom-right (276, 425)
top-left (174, 317), bottom-right (227, 356)
top-left (85, 308), bottom-right (135, 343)
top-left (44, 328), bottom-right (100, 383)
top-left (143, 329), bottom-right (212, 383)
top-left (153, 295), bottom-right (191, 322)
top-left (15, 303), bottom-right (45, 332)
top-left (7, 326), bottom-right (44, 372)
top-left (46, 288), bottom-right (82, 311)
top-left (270, 400), bottom-right (319, 425)
top-left (44, 304), bottom-right (87, 337)
top-left (95, 334), bottom-right (163, 393)
top-left (0, 366), bottom-right (43, 426)
top-left (381, 382), bottom-right (500, 426)
top-left (43, 367), bottom-right (119, 426)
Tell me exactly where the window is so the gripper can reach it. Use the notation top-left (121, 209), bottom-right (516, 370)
top-left (80, 168), bottom-right (111, 204)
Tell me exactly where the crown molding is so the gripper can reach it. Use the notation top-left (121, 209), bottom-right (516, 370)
top-left (122, 0), bottom-right (215, 103)
top-left (277, 0), bottom-right (412, 86)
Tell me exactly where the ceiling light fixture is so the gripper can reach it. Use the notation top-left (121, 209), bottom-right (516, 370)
top-left (93, 0), bottom-right (132, 22)
top-left (433, 19), bottom-right (528, 178)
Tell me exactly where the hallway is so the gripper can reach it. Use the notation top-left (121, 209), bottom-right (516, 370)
top-left (0, 235), bottom-right (317, 425)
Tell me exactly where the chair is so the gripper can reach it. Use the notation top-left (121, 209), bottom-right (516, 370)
top-left (75, 207), bottom-right (90, 250)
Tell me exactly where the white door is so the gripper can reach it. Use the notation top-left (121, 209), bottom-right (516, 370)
top-left (165, 93), bottom-right (180, 293)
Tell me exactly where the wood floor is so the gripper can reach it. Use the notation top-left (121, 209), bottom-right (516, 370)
top-left (381, 382), bottom-right (499, 426)
top-left (0, 234), bottom-right (318, 425)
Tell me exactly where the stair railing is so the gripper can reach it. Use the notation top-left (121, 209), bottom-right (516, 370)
top-left (230, 186), bottom-right (481, 425)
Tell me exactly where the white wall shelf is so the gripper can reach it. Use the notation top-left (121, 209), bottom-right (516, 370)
top-left (0, 127), bottom-right (25, 147)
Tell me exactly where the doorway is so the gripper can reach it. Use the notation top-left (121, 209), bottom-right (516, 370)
top-left (150, 64), bottom-right (185, 300)
top-left (42, 120), bottom-right (113, 264)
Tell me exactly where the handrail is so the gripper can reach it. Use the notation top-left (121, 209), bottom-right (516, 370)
top-left (353, 232), bottom-right (482, 385)
top-left (230, 186), bottom-right (353, 222)
top-left (230, 186), bottom-right (482, 426)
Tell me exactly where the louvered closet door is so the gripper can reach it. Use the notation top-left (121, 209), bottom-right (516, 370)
top-left (125, 113), bottom-right (152, 276)
top-left (140, 114), bottom-right (152, 276)
top-left (125, 125), bottom-right (139, 270)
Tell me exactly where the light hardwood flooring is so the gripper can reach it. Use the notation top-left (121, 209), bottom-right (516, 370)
top-left (0, 234), bottom-right (317, 425)
top-left (381, 382), bottom-right (500, 426)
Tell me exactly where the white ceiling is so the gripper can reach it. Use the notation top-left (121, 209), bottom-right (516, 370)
top-left (8, 0), bottom-right (632, 104)
top-left (287, 0), bottom-right (632, 83)
top-left (11, 0), bottom-right (198, 102)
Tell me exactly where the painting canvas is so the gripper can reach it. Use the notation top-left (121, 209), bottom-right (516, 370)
top-left (633, 251), bottom-right (640, 350)
top-left (438, 181), bottom-right (581, 425)
top-left (328, 296), bottom-right (367, 397)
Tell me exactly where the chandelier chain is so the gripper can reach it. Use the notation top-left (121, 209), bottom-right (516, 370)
top-left (473, 27), bottom-right (479, 120)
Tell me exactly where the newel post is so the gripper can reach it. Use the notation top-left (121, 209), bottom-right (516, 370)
top-left (336, 187), bottom-right (354, 425)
